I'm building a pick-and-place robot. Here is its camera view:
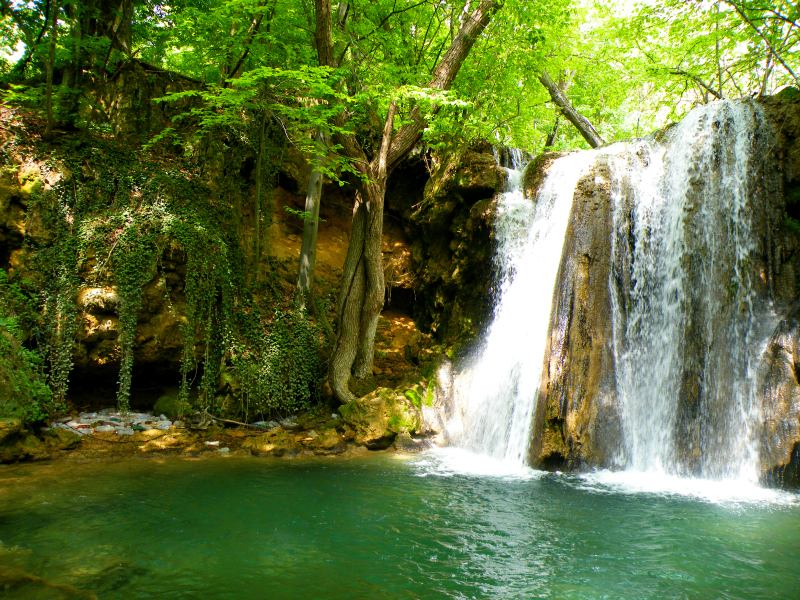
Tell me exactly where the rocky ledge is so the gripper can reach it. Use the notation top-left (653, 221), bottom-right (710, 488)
top-left (0, 383), bottom-right (453, 463)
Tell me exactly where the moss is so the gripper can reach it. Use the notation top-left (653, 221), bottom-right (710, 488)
top-left (424, 384), bottom-right (434, 407)
top-left (153, 389), bottom-right (192, 419)
top-left (404, 388), bottom-right (422, 408)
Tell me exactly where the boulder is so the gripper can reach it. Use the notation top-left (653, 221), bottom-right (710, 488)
top-left (309, 429), bottom-right (348, 455)
top-left (0, 419), bottom-right (22, 445)
top-left (244, 429), bottom-right (302, 458)
top-left (153, 388), bottom-right (192, 420)
top-left (43, 427), bottom-right (81, 450)
top-left (339, 388), bottom-right (421, 449)
top-left (0, 424), bottom-right (53, 462)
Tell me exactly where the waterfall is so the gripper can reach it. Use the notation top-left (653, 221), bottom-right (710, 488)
top-left (447, 100), bottom-right (776, 480)
top-left (449, 149), bottom-right (596, 465)
top-left (608, 100), bottom-right (773, 480)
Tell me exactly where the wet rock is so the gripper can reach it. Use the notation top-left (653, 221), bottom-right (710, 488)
top-left (339, 388), bottom-right (421, 449)
top-left (43, 427), bottom-right (81, 450)
top-left (394, 431), bottom-right (422, 452)
top-left (529, 157), bottom-right (621, 470)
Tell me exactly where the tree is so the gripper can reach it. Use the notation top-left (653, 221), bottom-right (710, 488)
top-left (314, 0), bottom-right (500, 403)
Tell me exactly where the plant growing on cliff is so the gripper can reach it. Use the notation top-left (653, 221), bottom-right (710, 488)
top-left (4, 115), bottom-right (323, 418)
top-left (0, 274), bottom-right (57, 421)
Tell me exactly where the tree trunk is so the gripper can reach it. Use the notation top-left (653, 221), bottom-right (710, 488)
top-left (538, 70), bottom-right (604, 149)
top-left (319, 0), bottom-right (499, 404)
top-left (43, 0), bottom-right (59, 141)
top-left (296, 129), bottom-right (330, 311)
top-left (544, 115), bottom-right (560, 148)
top-left (327, 102), bottom-right (394, 402)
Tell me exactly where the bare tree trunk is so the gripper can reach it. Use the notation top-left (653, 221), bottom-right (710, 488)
top-left (296, 129), bottom-right (330, 311)
top-left (319, 0), bottom-right (499, 404)
top-left (252, 111), bottom-right (267, 281)
top-left (544, 116), bottom-right (560, 148)
top-left (538, 70), bottom-right (604, 149)
top-left (43, 0), bottom-right (59, 141)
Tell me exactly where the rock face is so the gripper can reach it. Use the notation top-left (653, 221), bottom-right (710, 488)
top-left (338, 388), bottom-right (421, 449)
top-left (523, 94), bottom-right (800, 483)
top-left (528, 155), bottom-right (620, 469)
top-left (0, 419), bottom-right (68, 463)
top-left (405, 144), bottom-right (505, 342)
top-left (755, 92), bottom-right (800, 484)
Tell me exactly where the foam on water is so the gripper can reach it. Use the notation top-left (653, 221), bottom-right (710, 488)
top-left (576, 469), bottom-right (799, 507)
top-left (413, 447), bottom-right (544, 480)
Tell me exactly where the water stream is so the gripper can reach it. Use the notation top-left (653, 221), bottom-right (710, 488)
top-left (609, 101), bottom-right (774, 480)
top-left (452, 100), bottom-right (776, 483)
top-left (449, 150), bottom-right (596, 464)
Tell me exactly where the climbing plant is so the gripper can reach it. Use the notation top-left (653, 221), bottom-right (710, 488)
top-left (5, 112), bottom-right (324, 419)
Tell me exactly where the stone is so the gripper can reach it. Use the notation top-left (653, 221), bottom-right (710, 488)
top-left (394, 432), bottom-right (421, 452)
top-left (153, 389), bottom-right (191, 420)
top-left (43, 428), bottom-right (81, 450)
top-left (309, 429), bottom-right (347, 455)
top-left (338, 388), bottom-right (421, 449)
top-left (244, 429), bottom-right (301, 457)
top-left (0, 419), bottom-right (23, 445)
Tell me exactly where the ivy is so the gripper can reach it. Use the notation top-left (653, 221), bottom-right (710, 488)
top-left (7, 115), bottom-right (324, 420)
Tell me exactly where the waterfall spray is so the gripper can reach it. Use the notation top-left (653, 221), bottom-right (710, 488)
top-left (450, 149), bottom-right (596, 465)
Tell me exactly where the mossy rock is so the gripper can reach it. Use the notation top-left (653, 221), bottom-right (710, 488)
top-left (0, 425), bottom-right (51, 462)
top-left (776, 87), bottom-right (799, 101)
top-left (153, 389), bottom-right (192, 420)
top-left (339, 388), bottom-right (421, 449)
top-left (0, 419), bottom-right (23, 445)
top-left (43, 427), bottom-right (81, 450)
top-left (309, 428), bottom-right (347, 455)
top-left (244, 429), bottom-right (302, 458)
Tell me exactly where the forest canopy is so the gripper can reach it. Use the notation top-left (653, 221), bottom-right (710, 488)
top-left (0, 0), bottom-right (796, 153)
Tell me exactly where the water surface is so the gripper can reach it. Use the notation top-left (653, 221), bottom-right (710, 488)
top-left (0, 452), bottom-right (797, 599)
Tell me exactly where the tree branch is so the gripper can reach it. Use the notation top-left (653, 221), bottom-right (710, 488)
top-left (538, 70), bottom-right (604, 148)
top-left (382, 0), bottom-right (499, 172)
top-left (669, 69), bottom-right (722, 99)
top-left (722, 0), bottom-right (800, 89)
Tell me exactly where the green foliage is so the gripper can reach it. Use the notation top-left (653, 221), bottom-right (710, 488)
top-left (5, 115), bottom-right (322, 419)
top-left (234, 309), bottom-right (323, 416)
top-left (0, 274), bottom-right (57, 422)
top-left (284, 205), bottom-right (325, 223)
top-left (783, 216), bottom-right (800, 236)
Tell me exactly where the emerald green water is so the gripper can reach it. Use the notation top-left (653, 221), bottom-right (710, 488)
top-left (1, 451), bottom-right (798, 599)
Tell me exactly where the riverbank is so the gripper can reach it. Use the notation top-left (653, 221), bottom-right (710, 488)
top-left (0, 394), bottom-right (436, 464)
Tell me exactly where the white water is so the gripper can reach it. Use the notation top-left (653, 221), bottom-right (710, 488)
top-left (609, 101), bottom-right (773, 481)
top-left (448, 149), bottom-right (597, 465)
top-left (446, 100), bottom-right (777, 492)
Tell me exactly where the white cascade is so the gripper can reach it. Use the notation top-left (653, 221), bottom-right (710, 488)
top-left (449, 149), bottom-right (597, 465)
top-left (608, 100), bottom-right (773, 480)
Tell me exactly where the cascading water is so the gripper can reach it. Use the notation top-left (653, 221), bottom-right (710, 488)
top-left (608, 100), bottom-right (774, 481)
top-left (449, 100), bottom-right (776, 481)
top-left (450, 149), bottom-right (596, 465)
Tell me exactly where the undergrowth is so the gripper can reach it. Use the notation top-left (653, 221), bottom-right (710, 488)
top-left (0, 273), bottom-right (57, 421)
top-left (4, 113), bottom-right (324, 420)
